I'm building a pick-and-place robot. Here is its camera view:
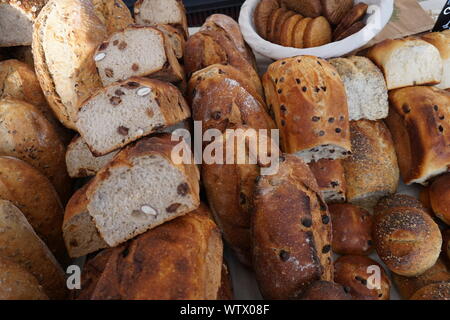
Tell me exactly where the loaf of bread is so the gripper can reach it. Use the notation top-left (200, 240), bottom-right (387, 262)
top-left (373, 206), bottom-right (442, 277)
top-left (94, 26), bottom-right (184, 86)
top-left (252, 154), bottom-right (333, 299)
top-left (262, 56), bottom-right (351, 163)
top-left (77, 205), bottom-right (223, 300)
top-left (0, 0), bottom-right (47, 47)
top-left (155, 24), bottom-right (185, 59)
top-left (386, 86), bottom-right (450, 185)
top-left (334, 255), bottom-right (390, 300)
top-left (329, 56), bottom-right (389, 121)
top-left (0, 156), bottom-right (67, 262)
top-left (301, 281), bottom-right (351, 300)
top-left (410, 283), bottom-right (450, 300)
top-left (429, 173), bottom-right (450, 225)
top-left (393, 258), bottom-right (450, 299)
top-left (0, 256), bottom-right (48, 300)
top-left (134, 0), bottom-right (188, 39)
top-left (92, 0), bottom-right (133, 35)
top-left (33, 0), bottom-right (107, 130)
top-left (421, 30), bottom-right (450, 90)
top-left (366, 38), bottom-right (443, 90)
top-left (342, 120), bottom-right (399, 208)
top-left (328, 203), bottom-right (373, 255)
top-left (308, 159), bottom-right (346, 203)
top-left (64, 135), bottom-right (200, 253)
top-left (0, 98), bottom-right (71, 202)
top-left (0, 199), bottom-right (66, 299)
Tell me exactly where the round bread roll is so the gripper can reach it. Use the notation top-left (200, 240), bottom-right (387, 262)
top-left (334, 255), bottom-right (390, 300)
top-left (410, 283), bottom-right (450, 300)
top-left (301, 280), bottom-right (352, 300)
top-left (429, 173), bottom-right (450, 225)
top-left (328, 203), bottom-right (373, 255)
top-left (392, 257), bottom-right (450, 299)
top-left (374, 194), bottom-right (428, 215)
top-left (373, 207), bottom-right (442, 277)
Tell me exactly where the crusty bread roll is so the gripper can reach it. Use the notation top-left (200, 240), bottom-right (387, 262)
top-left (308, 159), bottom-right (346, 203)
top-left (366, 37), bottom-right (443, 90)
top-left (334, 255), bottom-right (390, 300)
top-left (421, 30), bottom-right (450, 89)
top-left (301, 281), bottom-right (351, 300)
top-left (429, 173), bottom-right (450, 225)
top-left (410, 283), bottom-right (450, 300)
top-left (263, 55), bottom-right (351, 163)
top-left (386, 86), bottom-right (450, 185)
top-left (328, 203), bottom-right (373, 255)
top-left (343, 120), bottom-right (399, 208)
top-left (252, 154), bottom-right (333, 299)
top-left (373, 206), bottom-right (442, 277)
top-left (32, 0), bottom-right (107, 130)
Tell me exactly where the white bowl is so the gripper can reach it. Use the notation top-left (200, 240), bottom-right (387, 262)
top-left (239, 0), bottom-right (394, 60)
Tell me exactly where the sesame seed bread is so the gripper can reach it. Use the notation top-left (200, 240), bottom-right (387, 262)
top-left (134, 0), bottom-right (188, 39)
top-left (342, 120), bottom-right (399, 209)
top-left (92, 0), bottom-right (134, 35)
top-left (410, 283), bottom-right (450, 300)
top-left (421, 30), bottom-right (450, 90)
top-left (386, 86), bottom-right (450, 185)
top-left (64, 135), bottom-right (200, 251)
top-left (374, 194), bottom-right (429, 216)
top-left (32, 0), bottom-right (107, 130)
top-left (329, 56), bottom-right (389, 121)
top-left (94, 26), bottom-right (184, 86)
top-left (0, 156), bottom-right (67, 263)
top-left (0, 199), bottom-right (66, 299)
top-left (0, 0), bottom-right (47, 47)
top-left (308, 159), bottom-right (346, 203)
top-left (76, 77), bottom-right (191, 156)
top-left (262, 55), bottom-right (351, 163)
top-left (366, 38), bottom-right (443, 90)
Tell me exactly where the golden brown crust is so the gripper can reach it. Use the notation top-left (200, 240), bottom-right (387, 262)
top-left (308, 159), bottom-right (346, 203)
top-left (92, 0), bottom-right (134, 34)
top-left (333, 3), bottom-right (368, 39)
top-left (334, 255), bottom-right (390, 300)
top-left (328, 203), bottom-right (373, 255)
top-left (301, 280), bottom-right (352, 300)
top-left (252, 154), bottom-right (333, 299)
top-left (280, 14), bottom-right (303, 47)
top-left (254, 0), bottom-right (280, 39)
top-left (373, 207), bottom-right (442, 277)
top-left (386, 87), bottom-right (450, 185)
top-left (410, 283), bottom-right (450, 300)
top-left (429, 173), bottom-right (450, 225)
top-left (272, 10), bottom-right (296, 44)
top-left (374, 194), bottom-right (429, 216)
top-left (292, 17), bottom-right (312, 48)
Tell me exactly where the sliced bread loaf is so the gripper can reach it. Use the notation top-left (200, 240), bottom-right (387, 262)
top-left (94, 25), bottom-right (184, 86)
top-left (76, 77), bottom-right (190, 156)
top-left (329, 56), bottom-right (389, 121)
top-left (64, 135), bottom-right (200, 251)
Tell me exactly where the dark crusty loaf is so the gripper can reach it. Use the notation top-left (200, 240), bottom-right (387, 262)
top-left (252, 154), bottom-right (333, 299)
top-left (92, 0), bottom-right (133, 35)
top-left (0, 156), bottom-right (67, 263)
top-left (263, 55), bottom-right (351, 163)
top-left (342, 120), bottom-right (399, 209)
top-left (308, 159), bottom-right (346, 203)
top-left (386, 86), bottom-right (450, 185)
top-left (77, 205), bottom-right (223, 300)
top-left (429, 173), bottom-right (450, 225)
top-left (301, 280), bottom-right (351, 300)
top-left (410, 283), bottom-right (450, 300)
top-left (64, 134), bottom-right (200, 252)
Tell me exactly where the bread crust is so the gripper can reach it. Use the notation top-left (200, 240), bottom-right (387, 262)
top-left (252, 154), bottom-right (333, 299)
top-left (429, 173), bottom-right (450, 225)
top-left (301, 280), bottom-right (351, 300)
top-left (410, 283), bottom-right (450, 300)
top-left (374, 193), bottom-right (429, 216)
top-left (308, 159), bottom-right (346, 203)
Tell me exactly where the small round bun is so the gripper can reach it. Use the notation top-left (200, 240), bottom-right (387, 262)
top-left (410, 283), bottom-right (450, 300)
top-left (301, 280), bottom-right (352, 300)
top-left (374, 194), bottom-right (428, 215)
top-left (329, 203), bottom-right (373, 255)
top-left (334, 255), bottom-right (390, 300)
top-left (373, 207), bottom-right (442, 276)
top-left (429, 173), bottom-right (450, 225)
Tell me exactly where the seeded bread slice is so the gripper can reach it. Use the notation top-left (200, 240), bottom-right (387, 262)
top-left (94, 26), bottom-right (184, 86)
top-left (76, 77), bottom-right (191, 156)
top-left (329, 56), bottom-right (389, 121)
top-left (66, 135), bottom-right (119, 178)
top-left (64, 135), bottom-right (200, 249)
top-left (92, 0), bottom-right (134, 35)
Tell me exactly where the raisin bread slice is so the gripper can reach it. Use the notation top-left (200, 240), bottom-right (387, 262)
top-left (63, 135), bottom-right (200, 251)
top-left (94, 26), bottom-right (184, 86)
top-left (76, 77), bottom-right (191, 156)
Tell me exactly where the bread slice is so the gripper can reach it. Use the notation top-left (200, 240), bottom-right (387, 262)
top-left (421, 30), bottom-right (450, 89)
top-left (0, 256), bottom-right (48, 300)
top-left (333, 2), bottom-right (368, 39)
top-left (292, 17), bottom-right (311, 48)
top-left (0, 199), bottom-right (66, 299)
top-left (366, 38), bottom-right (443, 90)
top-left (94, 26), bottom-right (183, 86)
top-left (266, 8), bottom-right (286, 42)
top-left (322, 0), bottom-right (354, 25)
top-left (334, 21), bottom-right (365, 41)
top-left (329, 56), bottom-right (389, 121)
top-left (303, 16), bottom-right (332, 48)
top-left (273, 10), bottom-right (296, 44)
top-left (66, 136), bottom-right (118, 178)
top-left (281, 0), bottom-right (322, 18)
top-left (134, 0), bottom-right (188, 39)
top-left (76, 77), bottom-right (190, 156)
top-left (0, 0), bottom-right (46, 47)
top-left (254, 0), bottom-right (280, 39)
top-left (64, 135), bottom-right (200, 249)
top-left (155, 24), bottom-right (185, 59)
top-left (32, 0), bottom-right (107, 130)
top-left (92, 0), bottom-right (134, 34)
top-left (280, 14), bottom-right (303, 47)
